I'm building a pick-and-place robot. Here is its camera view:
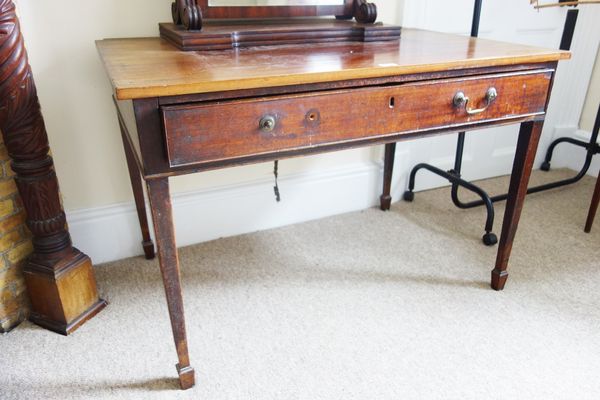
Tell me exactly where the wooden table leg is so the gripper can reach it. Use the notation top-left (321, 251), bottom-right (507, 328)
top-left (380, 142), bottom-right (396, 210)
top-left (146, 178), bottom-right (195, 390)
top-left (492, 121), bottom-right (543, 290)
top-left (584, 173), bottom-right (600, 233)
top-left (119, 119), bottom-right (155, 259)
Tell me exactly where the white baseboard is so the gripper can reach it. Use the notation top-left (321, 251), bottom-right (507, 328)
top-left (66, 162), bottom-right (386, 264)
top-left (67, 128), bottom-right (585, 265)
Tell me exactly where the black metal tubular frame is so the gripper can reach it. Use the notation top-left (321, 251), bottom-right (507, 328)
top-left (404, 0), bottom-right (499, 246)
top-left (404, 2), bottom-right (598, 246)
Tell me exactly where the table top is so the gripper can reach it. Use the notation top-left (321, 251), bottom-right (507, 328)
top-left (96, 28), bottom-right (569, 100)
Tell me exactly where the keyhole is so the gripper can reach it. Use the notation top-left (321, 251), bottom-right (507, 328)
top-left (305, 110), bottom-right (320, 125)
top-left (389, 97), bottom-right (395, 109)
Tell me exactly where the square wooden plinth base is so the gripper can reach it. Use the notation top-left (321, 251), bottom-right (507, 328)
top-left (23, 248), bottom-right (107, 335)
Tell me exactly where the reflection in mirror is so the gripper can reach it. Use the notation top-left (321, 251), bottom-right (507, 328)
top-left (209, 0), bottom-right (345, 6)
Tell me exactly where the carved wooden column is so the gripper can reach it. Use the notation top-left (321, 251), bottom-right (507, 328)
top-left (0, 0), bottom-right (106, 334)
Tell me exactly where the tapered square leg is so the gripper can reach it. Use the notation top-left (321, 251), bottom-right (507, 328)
top-left (492, 121), bottom-right (543, 290)
top-left (146, 178), bottom-right (195, 390)
top-left (380, 142), bottom-right (396, 211)
top-left (118, 114), bottom-right (155, 260)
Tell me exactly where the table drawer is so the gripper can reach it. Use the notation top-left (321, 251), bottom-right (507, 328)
top-left (162, 70), bottom-right (552, 167)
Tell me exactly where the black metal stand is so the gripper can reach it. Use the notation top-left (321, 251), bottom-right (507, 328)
top-left (403, 2), bottom-right (599, 246)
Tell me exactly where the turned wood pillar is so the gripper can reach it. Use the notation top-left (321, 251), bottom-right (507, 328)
top-left (0, 0), bottom-right (106, 334)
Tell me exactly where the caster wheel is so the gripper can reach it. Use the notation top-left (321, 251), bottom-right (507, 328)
top-left (482, 232), bottom-right (498, 246)
top-left (540, 161), bottom-right (551, 171)
top-left (403, 191), bottom-right (415, 202)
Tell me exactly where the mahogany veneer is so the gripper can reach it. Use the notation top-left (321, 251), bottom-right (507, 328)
top-left (162, 70), bottom-right (552, 167)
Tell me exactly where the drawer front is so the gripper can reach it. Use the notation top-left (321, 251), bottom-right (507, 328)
top-left (162, 70), bottom-right (552, 167)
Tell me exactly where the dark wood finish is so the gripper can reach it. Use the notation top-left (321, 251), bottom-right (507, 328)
top-left (162, 70), bottom-right (552, 168)
top-left (167, 0), bottom-right (379, 42)
top-left (171, 0), bottom-right (377, 30)
top-left (195, 0), bottom-right (354, 20)
top-left (380, 143), bottom-right (396, 210)
top-left (172, 0), bottom-right (203, 31)
top-left (0, 0), bottom-right (106, 334)
top-left (105, 64), bottom-right (558, 182)
top-left (491, 121), bottom-right (544, 290)
top-left (353, 0), bottom-right (377, 23)
top-left (115, 99), bottom-right (144, 174)
top-left (159, 20), bottom-right (400, 51)
top-left (98, 30), bottom-right (567, 388)
top-left (146, 178), bottom-right (195, 390)
top-left (584, 173), bottom-right (600, 233)
top-left (133, 98), bottom-right (167, 179)
top-left (137, 100), bottom-right (545, 181)
top-left (116, 107), bottom-right (155, 260)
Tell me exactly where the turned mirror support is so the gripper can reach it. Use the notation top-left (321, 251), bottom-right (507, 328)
top-left (353, 0), bottom-right (377, 23)
top-left (172, 0), bottom-right (203, 31)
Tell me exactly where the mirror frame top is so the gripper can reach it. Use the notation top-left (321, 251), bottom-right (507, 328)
top-left (197, 0), bottom-right (354, 19)
top-left (164, 0), bottom-right (391, 50)
top-left (171, 0), bottom-right (378, 32)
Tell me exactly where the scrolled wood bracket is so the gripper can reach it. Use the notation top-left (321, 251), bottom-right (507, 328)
top-left (172, 0), bottom-right (203, 31)
top-left (354, 0), bottom-right (377, 24)
top-left (0, 0), bottom-right (106, 335)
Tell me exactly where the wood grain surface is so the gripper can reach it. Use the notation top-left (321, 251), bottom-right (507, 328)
top-left (159, 20), bottom-right (400, 51)
top-left (162, 70), bottom-right (552, 167)
top-left (96, 29), bottom-right (569, 100)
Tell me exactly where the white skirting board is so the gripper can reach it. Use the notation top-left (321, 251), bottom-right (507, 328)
top-left (67, 162), bottom-right (387, 264)
top-left (66, 127), bottom-right (585, 265)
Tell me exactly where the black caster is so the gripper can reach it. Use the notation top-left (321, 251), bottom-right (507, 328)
top-left (540, 161), bottom-right (551, 171)
top-left (482, 232), bottom-right (498, 246)
top-left (403, 191), bottom-right (414, 202)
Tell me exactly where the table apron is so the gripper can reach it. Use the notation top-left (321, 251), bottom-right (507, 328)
top-left (161, 69), bottom-right (552, 171)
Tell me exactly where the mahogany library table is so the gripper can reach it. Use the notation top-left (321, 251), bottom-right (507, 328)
top-left (97, 29), bottom-right (569, 389)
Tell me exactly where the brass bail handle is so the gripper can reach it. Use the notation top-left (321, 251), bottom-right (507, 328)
top-left (453, 87), bottom-right (498, 115)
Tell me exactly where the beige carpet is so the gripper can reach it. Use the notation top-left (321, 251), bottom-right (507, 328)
top-left (2, 169), bottom-right (600, 400)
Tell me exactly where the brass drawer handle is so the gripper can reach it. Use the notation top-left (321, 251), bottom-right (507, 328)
top-left (259, 115), bottom-right (276, 132)
top-left (453, 87), bottom-right (498, 115)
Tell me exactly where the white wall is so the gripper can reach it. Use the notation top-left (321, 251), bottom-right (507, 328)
top-left (580, 48), bottom-right (599, 133)
top-left (11, 1), bottom-right (597, 263)
top-left (14, 0), bottom-right (400, 213)
top-left (563, 44), bottom-right (600, 180)
top-left (537, 6), bottom-right (600, 177)
top-left (399, 0), bottom-right (599, 188)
